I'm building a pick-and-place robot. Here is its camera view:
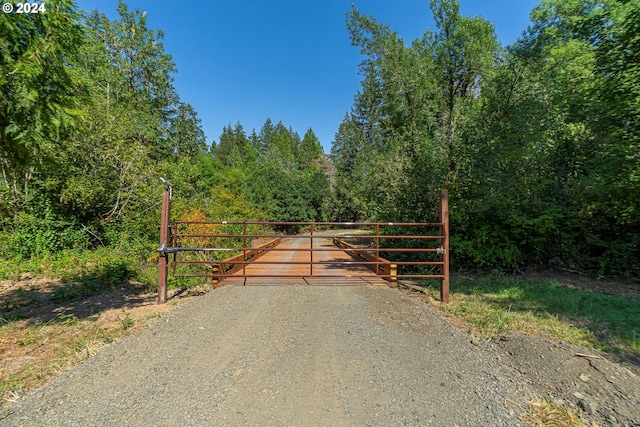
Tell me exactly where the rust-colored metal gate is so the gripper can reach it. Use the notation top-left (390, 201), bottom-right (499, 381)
top-left (157, 188), bottom-right (449, 304)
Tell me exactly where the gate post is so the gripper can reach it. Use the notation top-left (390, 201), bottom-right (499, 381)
top-left (158, 182), bottom-right (172, 304)
top-left (440, 190), bottom-right (450, 303)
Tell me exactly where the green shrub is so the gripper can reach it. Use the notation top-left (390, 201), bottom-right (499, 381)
top-left (4, 212), bottom-right (89, 260)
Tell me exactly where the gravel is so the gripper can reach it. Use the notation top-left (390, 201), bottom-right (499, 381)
top-left (2, 284), bottom-right (638, 426)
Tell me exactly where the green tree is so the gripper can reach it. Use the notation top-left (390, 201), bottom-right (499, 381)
top-left (247, 162), bottom-right (313, 226)
top-left (85, 2), bottom-right (178, 160)
top-left (256, 118), bottom-right (275, 158)
top-left (0, 0), bottom-right (85, 204)
top-left (300, 165), bottom-right (330, 221)
top-left (165, 102), bottom-right (207, 159)
top-left (215, 122), bottom-right (253, 166)
top-left (298, 128), bottom-right (323, 170)
top-left (339, 2), bottom-right (498, 222)
top-left (59, 1), bottom-right (203, 248)
top-left (431, 0), bottom-right (499, 176)
top-left (266, 121), bottom-right (298, 170)
top-left (331, 114), bottom-right (368, 221)
top-left (0, 0), bottom-right (94, 256)
top-left (448, 0), bottom-right (639, 275)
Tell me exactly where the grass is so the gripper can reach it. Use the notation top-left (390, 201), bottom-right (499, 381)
top-left (0, 310), bottom-right (162, 406)
top-left (0, 247), bottom-right (158, 291)
top-left (1, 317), bottom-right (120, 404)
top-left (419, 275), bottom-right (640, 361)
top-left (413, 274), bottom-right (639, 427)
top-left (522, 397), bottom-right (593, 427)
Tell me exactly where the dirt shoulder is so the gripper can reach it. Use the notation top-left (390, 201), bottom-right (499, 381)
top-left (0, 275), bottom-right (206, 407)
top-left (492, 333), bottom-right (639, 425)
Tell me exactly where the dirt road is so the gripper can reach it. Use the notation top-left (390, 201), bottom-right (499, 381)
top-left (3, 283), bottom-right (533, 426)
top-left (2, 237), bottom-right (639, 426)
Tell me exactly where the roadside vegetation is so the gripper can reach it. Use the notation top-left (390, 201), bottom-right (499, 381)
top-left (1, 310), bottom-right (145, 406)
top-left (1, 0), bottom-right (638, 291)
top-left (412, 274), bottom-right (639, 427)
top-left (522, 396), bottom-right (589, 427)
top-left (0, 248), bottom-right (156, 290)
top-left (419, 276), bottom-right (640, 362)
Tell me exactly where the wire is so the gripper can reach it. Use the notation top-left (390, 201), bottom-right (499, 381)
top-left (128, 200), bottom-right (163, 219)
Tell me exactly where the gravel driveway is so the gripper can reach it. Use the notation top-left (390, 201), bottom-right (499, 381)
top-left (2, 284), bottom-right (537, 426)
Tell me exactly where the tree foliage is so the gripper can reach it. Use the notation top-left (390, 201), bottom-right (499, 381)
top-left (333, 0), bottom-right (639, 276)
top-left (1, 0), bottom-right (637, 280)
top-left (0, 0), bottom-right (85, 203)
top-left (0, 0), bottom-right (209, 258)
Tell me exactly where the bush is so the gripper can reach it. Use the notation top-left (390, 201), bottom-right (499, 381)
top-left (4, 212), bottom-right (89, 260)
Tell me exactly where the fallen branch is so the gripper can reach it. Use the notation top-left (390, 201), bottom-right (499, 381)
top-left (574, 353), bottom-right (604, 360)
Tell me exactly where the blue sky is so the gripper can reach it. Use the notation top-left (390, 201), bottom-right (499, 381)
top-left (78, 0), bottom-right (539, 152)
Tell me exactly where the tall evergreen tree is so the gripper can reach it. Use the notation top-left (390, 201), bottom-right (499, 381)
top-left (298, 128), bottom-right (323, 170)
top-left (215, 122), bottom-right (252, 166)
top-left (166, 103), bottom-right (207, 159)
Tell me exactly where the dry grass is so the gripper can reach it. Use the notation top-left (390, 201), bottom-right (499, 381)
top-left (1, 311), bottom-right (156, 406)
top-left (522, 397), bottom-right (594, 427)
top-left (0, 278), bottom-right (208, 408)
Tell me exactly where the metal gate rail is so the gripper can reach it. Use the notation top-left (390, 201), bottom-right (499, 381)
top-left (157, 188), bottom-right (449, 303)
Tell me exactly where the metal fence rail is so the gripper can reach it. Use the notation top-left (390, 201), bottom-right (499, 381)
top-left (157, 189), bottom-right (449, 303)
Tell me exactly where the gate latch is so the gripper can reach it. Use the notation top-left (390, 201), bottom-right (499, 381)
top-left (436, 247), bottom-right (446, 255)
top-left (158, 244), bottom-right (167, 257)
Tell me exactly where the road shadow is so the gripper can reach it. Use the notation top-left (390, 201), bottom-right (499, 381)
top-left (0, 264), bottom-right (165, 324)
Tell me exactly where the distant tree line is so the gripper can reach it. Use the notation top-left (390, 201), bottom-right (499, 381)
top-left (1, 0), bottom-right (637, 279)
top-left (210, 118), bottom-right (330, 226)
